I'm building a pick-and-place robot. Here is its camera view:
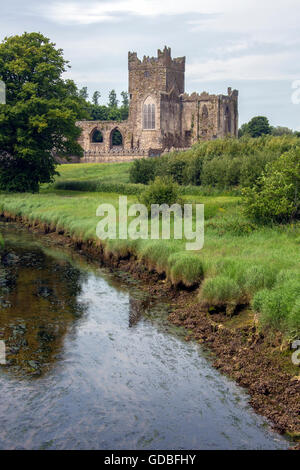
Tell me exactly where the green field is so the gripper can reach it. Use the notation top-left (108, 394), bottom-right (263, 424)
top-left (54, 162), bottom-right (132, 184)
top-left (1, 161), bottom-right (299, 339)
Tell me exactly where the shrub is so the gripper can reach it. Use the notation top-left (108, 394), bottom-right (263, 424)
top-left (201, 276), bottom-right (241, 308)
top-left (139, 241), bottom-right (178, 273)
top-left (206, 214), bottom-right (258, 236)
top-left (243, 148), bottom-right (300, 224)
top-left (242, 265), bottom-right (277, 295)
top-left (252, 279), bottom-right (299, 336)
top-left (139, 177), bottom-right (182, 211)
top-left (128, 136), bottom-right (300, 190)
top-left (168, 253), bottom-right (204, 287)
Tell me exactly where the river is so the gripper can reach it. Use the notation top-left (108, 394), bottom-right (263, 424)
top-left (0, 222), bottom-right (289, 450)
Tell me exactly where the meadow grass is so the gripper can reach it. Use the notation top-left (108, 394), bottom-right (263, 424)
top-left (0, 164), bottom-right (299, 338)
top-left (53, 162), bottom-right (132, 184)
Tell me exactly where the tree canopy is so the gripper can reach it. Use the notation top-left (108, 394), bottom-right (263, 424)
top-left (0, 32), bottom-right (87, 192)
top-left (239, 116), bottom-right (272, 138)
top-left (79, 88), bottom-right (129, 122)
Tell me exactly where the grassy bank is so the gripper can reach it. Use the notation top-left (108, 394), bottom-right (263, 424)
top-left (1, 166), bottom-right (299, 339)
top-left (54, 162), bottom-right (132, 184)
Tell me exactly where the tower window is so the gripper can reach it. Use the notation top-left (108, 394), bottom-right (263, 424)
top-left (143, 97), bottom-right (155, 130)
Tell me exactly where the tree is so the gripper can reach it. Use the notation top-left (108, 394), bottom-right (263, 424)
top-left (238, 122), bottom-right (250, 138)
top-left (92, 91), bottom-right (101, 106)
top-left (271, 126), bottom-right (294, 136)
top-left (120, 91), bottom-right (129, 120)
top-left (79, 86), bottom-right (88, 101)
top-left (121, 91), bottom-right (129, 108)
top-left (108, 89), bottom-right (118, 108)
top-left (246, 116), bottom-right (272, 138)
top-left (0, 32), bottom-right (85, 192)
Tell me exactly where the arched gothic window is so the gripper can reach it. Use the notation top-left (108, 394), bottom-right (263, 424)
top-left (224, 106), bottom-right (231, 134)
top-left (110, 128), bottom-right (123, 147)
top-left (91, 129), bottom-right (103, 143)
top-left (202, 104), bottom-right (209, 120)
top-left (143, 97), bottom-right (155, 130)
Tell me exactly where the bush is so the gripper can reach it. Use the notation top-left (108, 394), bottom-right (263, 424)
top-left (206, 214), bottom-right (258, 236)
top-left (243, 148), bottom-right (300, 224)
top-left (129, 158), bottom-right (156, 184)
top-left (242, 265), bottom-right (277, 295)
top-left (201, 275), bottom-right (242, 310)
top-left (139, 241), bottom-right (178, 273)
top-left (168, 253), bottom-right (204, 287)
top-left (139, 177), bottom-right (182, 211)
top-left (128, 136), bottom-right (300, 190)
top-left (252, 279), bottom-right (300, 337)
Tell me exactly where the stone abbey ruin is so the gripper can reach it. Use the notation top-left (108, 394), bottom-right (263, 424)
top-left (77, 47), bottom-right (239, 162)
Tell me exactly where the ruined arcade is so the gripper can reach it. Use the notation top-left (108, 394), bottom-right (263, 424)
top-left (77, 47), bottom-right (238, 162)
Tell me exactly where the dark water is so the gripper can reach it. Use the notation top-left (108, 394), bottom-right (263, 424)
top-left (0, 222), bottom-right (289, 450)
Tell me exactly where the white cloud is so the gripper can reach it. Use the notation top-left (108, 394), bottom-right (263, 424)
top-left (187, 52), bottom-right (299, 81)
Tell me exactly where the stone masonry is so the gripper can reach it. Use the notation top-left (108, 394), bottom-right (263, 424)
top-left (77, 47), bottom-right (238, 163)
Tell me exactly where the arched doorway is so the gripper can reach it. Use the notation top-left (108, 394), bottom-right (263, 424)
top-left (110, 128), bottom-right (123, 149)
top-left (91, 129), bottom-right (103, 143)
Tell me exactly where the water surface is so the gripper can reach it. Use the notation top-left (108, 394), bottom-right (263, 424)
top-left (0, 222), bottom-right (289, 450)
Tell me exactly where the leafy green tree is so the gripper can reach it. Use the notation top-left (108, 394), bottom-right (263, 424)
top-left (271, 126), bottom-right (294, 136)
top-left (238, 122), bottom-right (250, 138)
top-left (108, 106), bottom-right (122, 121)
top-left (79, 86), bottom-right (88, 101)
top-left (108, 89), bottom-right (118, 108)
top-left (89, 104), bottom-right (109, 121)
top-left (121, 91), bottom-right (129, 108)
top-left (92, 91), bottom-right (101, 106)
top-left (120, 91), bottom-right (129, 120)
top-left (0, 32), bottom-right (86, 192)
top-left (246, 116), bottom-right (272, 138)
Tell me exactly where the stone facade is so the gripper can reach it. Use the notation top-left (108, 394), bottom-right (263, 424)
top-left (77, 47), bottom-right (238, 162)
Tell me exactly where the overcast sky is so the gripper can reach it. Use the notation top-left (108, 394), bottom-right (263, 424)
top-left (1, 0), bottom-right (300, 128)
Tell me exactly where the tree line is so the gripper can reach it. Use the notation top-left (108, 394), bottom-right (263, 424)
top-left (78, 87), bottom-right (129, 121)
top-left (239, 116), bottom-right (300, 138)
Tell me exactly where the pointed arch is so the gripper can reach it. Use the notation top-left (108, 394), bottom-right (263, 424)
top-left (201, 104), bottom-right (209, 120)
top-left (110, 128), bottom-right (123, 148)
top-left (91, 128), bottom-right (103, 143)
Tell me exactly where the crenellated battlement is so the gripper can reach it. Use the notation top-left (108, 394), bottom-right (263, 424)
top-left (128, 46), bottom-right (185, 71)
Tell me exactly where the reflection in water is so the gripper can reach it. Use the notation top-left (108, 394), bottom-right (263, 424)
top-left (0, 238), bottom-right (87, 376)
top-left (0, 222), bottom-right (290, 450)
